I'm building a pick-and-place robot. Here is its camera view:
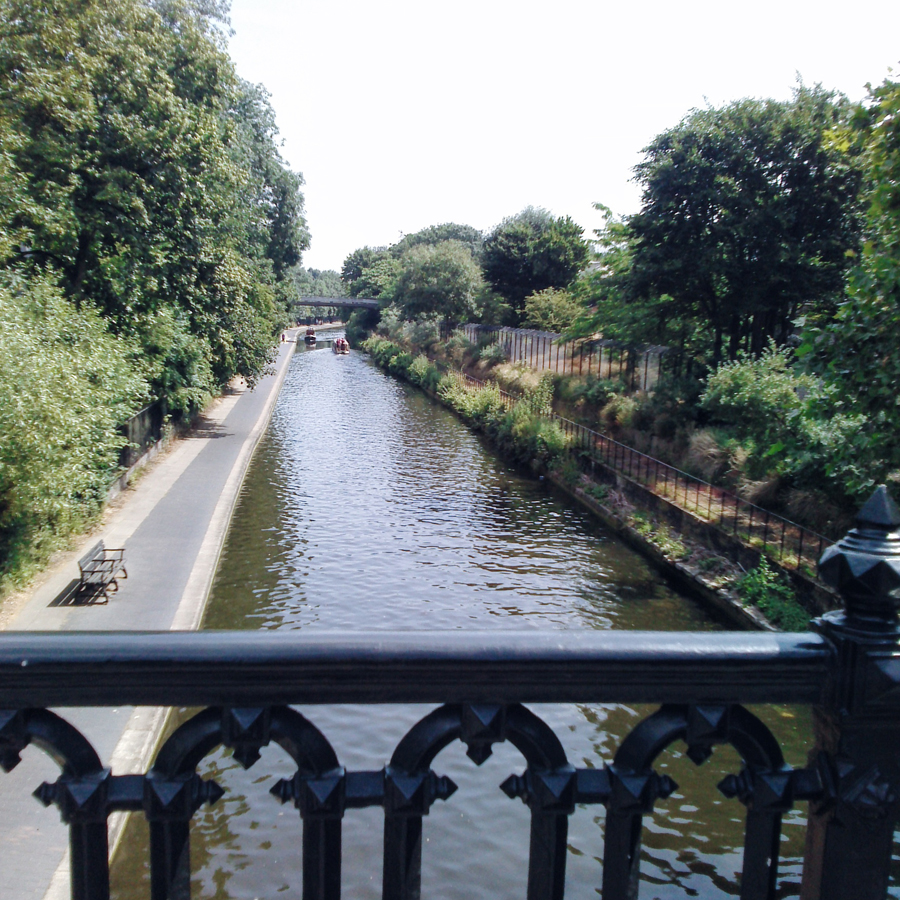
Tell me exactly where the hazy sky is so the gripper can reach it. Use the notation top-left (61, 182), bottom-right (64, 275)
top-left (226, 0), bottom-right (899, 272)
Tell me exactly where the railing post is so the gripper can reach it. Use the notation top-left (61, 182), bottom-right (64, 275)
top-left (801, 486), bottom-right (900, 900)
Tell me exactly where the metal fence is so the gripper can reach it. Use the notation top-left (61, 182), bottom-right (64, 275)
top-left (448, 324), bottom-right (678, 392)
top-left (2, 505), bottom-right (900, 900)
top-left (118, 401), bottom-right (166, 469)
top-left (446, 370), bottom-right (831, 573)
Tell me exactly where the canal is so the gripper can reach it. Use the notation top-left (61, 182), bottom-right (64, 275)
top-left (111, 330), bottom-right (811, 898)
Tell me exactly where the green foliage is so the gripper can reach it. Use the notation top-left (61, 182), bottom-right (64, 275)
top-left (799, 74), bottom-right (900, 488)
top-left (344, 307), bottom-right (380, 345)
top-left (407, 355), bottom-right (442, 392)
top-left (341, 247), bottom-right (390, 297)
top-left (555, 375), bottom-right (624, 410)
top-left (441, 329), bottom-right (478, 367)
top-left (482, 208), bottom-right (590, 324)
top-left (628, 511), bottom-right (689, 559)
top-left (600, 394), bottom-right (639, 429)
top-left (495, 403), bottom-right (568, 467)
top-left (291, 267), bottom-right (346, 300)
top-left (699, 345), bottom-right (866, 501)
top-left (737, 557), bottom-right (811, 631)
top-left (377, 306), bottom-right (442, 351)
top-left (700, 345), bottom-right (819, 452)
top-left (391, 223), bottom-right (483, 260)
top-left (0, 0), bottom-right (306, 410)
top-left (522, 287), bottom-right (583, 332)
top-left (0, 0), bottom-right (306, 585)
top-left (478, 341), bottom-right (508, 366)
top-left (606, 88), bottom-right (862, 363)
top-left (0, 275), bottom-right (146, 585)
top-left (522, 374), bottom-right (555, 418)
top-left (393, 241), bottom-right (485, 323)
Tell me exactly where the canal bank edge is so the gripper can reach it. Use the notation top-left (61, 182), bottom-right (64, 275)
top-left (38, 334), bottom-right (299, 900)
top-left (548, 472), bottom-right (774, 631)
top-left (362, 342), bottom-right (833, 631)
top-left (169, 337), bottom-right (297, 630)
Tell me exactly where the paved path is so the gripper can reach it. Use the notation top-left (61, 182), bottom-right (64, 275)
top-left (0, 334), bottom-right (297, 900)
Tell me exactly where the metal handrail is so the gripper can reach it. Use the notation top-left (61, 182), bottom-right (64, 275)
top-left (0, 629), bottom-right (830, 708)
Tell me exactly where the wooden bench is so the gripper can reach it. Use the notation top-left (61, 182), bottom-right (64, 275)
top-left (77, 541), bottom-right (127, 602)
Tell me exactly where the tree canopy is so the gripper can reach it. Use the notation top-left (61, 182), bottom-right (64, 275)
top-left (481, 208), bottom-right (589, 324)
top-left (0, 0), bottom-right (307, 405)
top-left (0, 0), bottom-right (307, 584)
top-left (623, 87), bottom-right (861, 364)
top-left (798, 74), bottom-right (900, 488)
top-left (392, 241), bottom-right (485, 324)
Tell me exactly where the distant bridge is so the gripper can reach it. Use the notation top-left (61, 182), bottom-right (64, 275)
top-left (296, 296), bottom-right (379, 310)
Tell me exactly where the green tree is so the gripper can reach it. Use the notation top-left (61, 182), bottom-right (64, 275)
top-left (799, 73), bottom-right (900, 489)
top-left (341, 246), bottom-right (390, 297)
top-left (0, 274), bottom-right (146, 582)
top-left (627, 87), bottom-right (861, 364)
top-left (393, 241), bottom-right (485, 324)
top-left (481, 207), bottom-right (589, 323)
top-left (0, 0), bottom-right (306, 408)
top-left (292, 267), bottom-right (346, 298)
top-left (522, 287), bottom-right (583, 332)
top-left (391, 223), bottom-right (483, 260)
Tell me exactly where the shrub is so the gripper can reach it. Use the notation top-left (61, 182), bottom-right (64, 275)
top-left (737, 557), bottom-right (811, 631)
top-left (700, 344), bottom-right (818, 453)
top-left (478, 341), bottom-right (508, 366)
top-left (442, 329), bottom-right (477, 366)
top-left (407, 355), bottom-right (441, 392)
top-left (600, 393), bottom-right (638, 428)
top-left (0, 275), bottom-right (146, 586)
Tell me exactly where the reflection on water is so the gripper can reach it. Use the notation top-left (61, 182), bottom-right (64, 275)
top-left (111, 334), bottom-right (813, 899)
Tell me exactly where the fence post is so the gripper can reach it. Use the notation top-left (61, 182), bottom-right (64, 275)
top-left (801, 486), bottom-right (900, 900)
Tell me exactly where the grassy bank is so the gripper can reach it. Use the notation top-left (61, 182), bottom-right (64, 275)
top-left (362, 335), bottom-right (813, 631)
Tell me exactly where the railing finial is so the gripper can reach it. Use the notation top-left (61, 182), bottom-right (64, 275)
top-left (818, 485), bottom-right (900, 628)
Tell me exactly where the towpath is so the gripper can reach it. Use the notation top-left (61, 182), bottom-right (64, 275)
top-left (0, 332), bottom-right (298, 899)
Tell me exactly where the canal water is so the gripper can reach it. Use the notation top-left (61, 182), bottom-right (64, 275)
top-left (111, 331), bottom-right (811, 899)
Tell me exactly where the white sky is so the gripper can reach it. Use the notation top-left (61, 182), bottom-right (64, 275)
top-left (226, 0), bottom-right (900, 273)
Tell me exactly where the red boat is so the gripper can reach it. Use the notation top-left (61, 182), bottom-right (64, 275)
top-left (332, 337), bottom-right (349, 354)
top-left (304, 327), bottom-right (317, 344)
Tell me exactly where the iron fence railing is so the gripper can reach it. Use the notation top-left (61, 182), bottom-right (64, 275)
top-left (448, 324), bottom-right (679, 392)
top-left (1, 490), bottom-right (898, 900)
top-left (446, 370), bottom-right (831, 573)
top-left (118, 401), bottom-right (166, 469)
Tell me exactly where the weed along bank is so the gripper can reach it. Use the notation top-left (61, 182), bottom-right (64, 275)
top-left (363, 333), bottom-right (828, 631)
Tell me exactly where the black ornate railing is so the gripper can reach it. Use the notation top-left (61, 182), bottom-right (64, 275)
top-left (3, 487), bottom-right (900, 900)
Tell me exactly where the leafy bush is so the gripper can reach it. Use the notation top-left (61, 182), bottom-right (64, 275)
top-left (700, 344), bottom-right (819, 455)
top-left (600, 393), bottom-right (639, 428)
top-left (0, 275), bottom-right (146, 586)
top-left (496, 404), bottom-right (568, 467)
top-left (478, 341), bottom-right (508, 366)
top-left (737, 557), bottom-right (811, 631)
top-left (523, 374), bottom-right (555, 417)
top-left (442, 329), bottom-right (477, 366)
top-left (522, 287), bottom-right (583, 332)
top-left (555, 375), bottom-right (624, 410)
top-left (407, 355), bottom-right (442, 392)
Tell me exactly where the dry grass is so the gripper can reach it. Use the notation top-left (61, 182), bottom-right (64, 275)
top-left (492, 363), bottom-right (543, 394)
